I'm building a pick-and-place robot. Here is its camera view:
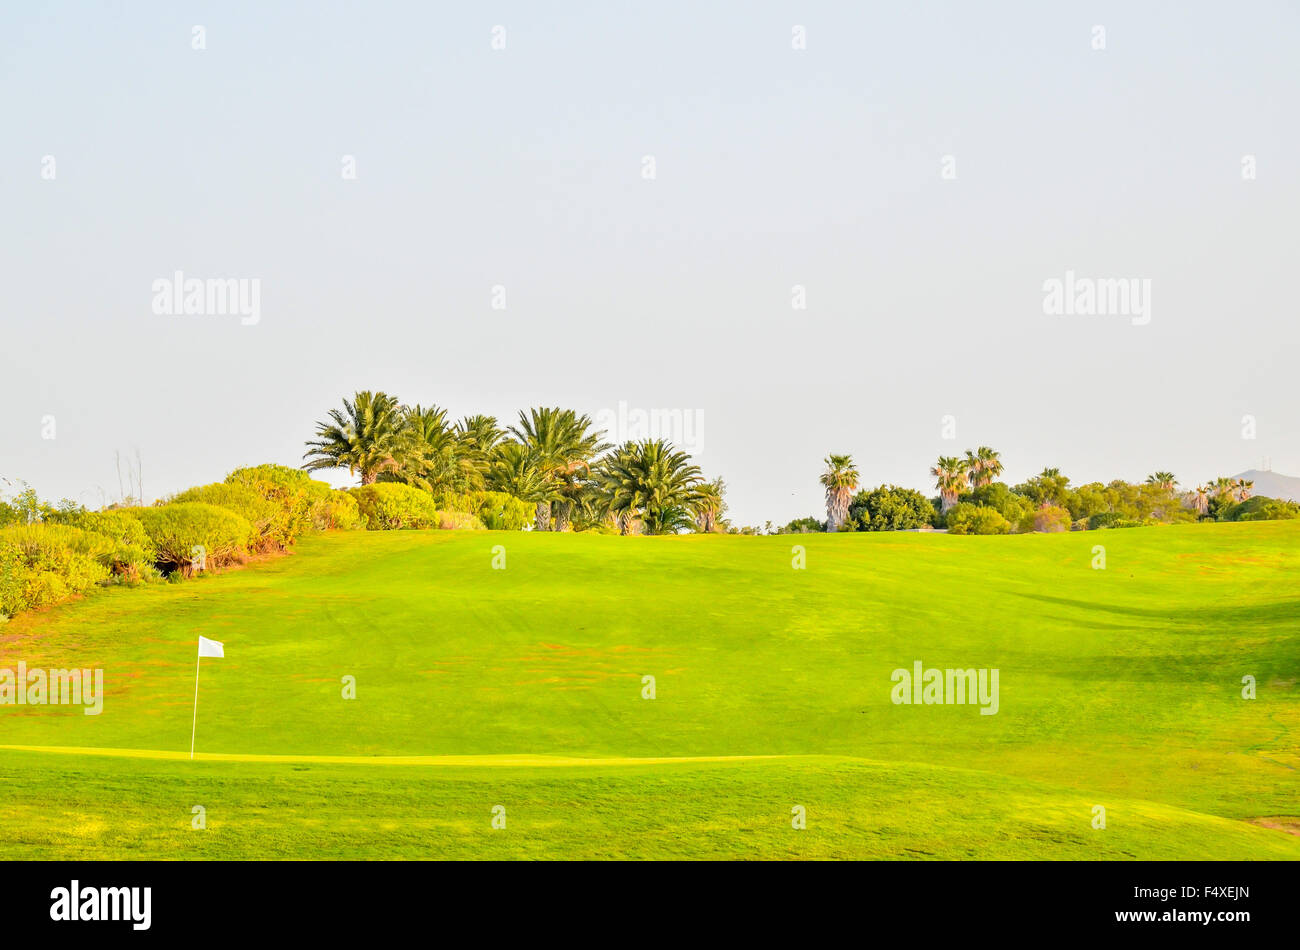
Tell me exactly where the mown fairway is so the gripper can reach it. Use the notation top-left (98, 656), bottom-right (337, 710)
top-left (2, 523), bottom-right (1298, 859)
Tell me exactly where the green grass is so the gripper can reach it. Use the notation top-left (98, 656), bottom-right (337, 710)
top-left (2, 522), bottom-right (1298, 859)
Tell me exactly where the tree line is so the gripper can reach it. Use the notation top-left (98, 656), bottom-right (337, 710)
top-left (806, 450), bottom-right (1296, 535)
top-left (303, 391), bottom-right (726, 535)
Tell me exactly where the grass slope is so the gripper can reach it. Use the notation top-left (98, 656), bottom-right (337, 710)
top-left (2, 522), bottom-right (1298, 859)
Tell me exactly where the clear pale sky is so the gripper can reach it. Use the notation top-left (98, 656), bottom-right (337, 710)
top-left (2, 1), bottom-right (1297, 526)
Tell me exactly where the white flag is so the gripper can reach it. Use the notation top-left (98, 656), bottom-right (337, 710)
top-left (198, 636), bottom-right (224, 658)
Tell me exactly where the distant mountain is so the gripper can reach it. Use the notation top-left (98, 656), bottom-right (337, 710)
top-left (1232, 469), bottom-right (1300, 502)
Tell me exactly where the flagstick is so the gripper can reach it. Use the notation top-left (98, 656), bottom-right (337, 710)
top-left (190, 652), bottom-right (202, 761)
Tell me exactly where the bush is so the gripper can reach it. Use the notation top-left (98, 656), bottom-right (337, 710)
top-left (435, 490), bottom-right (531, 531)
top-left (1020, 504), bottom-right (1073, 534)
top-left (945, 503), bottom-right (1011, 535)
top-left (47, 509), bottom-right (156, 577)
top-left (172, 483), bottom-right (289, 552)
top-left (780, 516), bottom-right (825, 534)
top-left (230, 465), bottom-right (363, 532)
top-left (0, 524), bottom-right (114, 617)
top-left (436, 511), bottom-right (486, 531)
top-left (1087, 512), bottom-right (1144, 530)
top-left (970, 483), bottom-right (1034, 527)
top-left (1217, 496), bottom-right (1300, 522)
top-left (46, 509), bottom-right (157, 578)
top-left (309, 488), bottom-right (363, 531)
top-left (225, 464), bottom-right (327, 541)
top-left (349, 483), bottom-right (441, 530)
top-left (130, 503), bottom-right (252, 574)
top-left (850, 485), bottom-right (936, 532)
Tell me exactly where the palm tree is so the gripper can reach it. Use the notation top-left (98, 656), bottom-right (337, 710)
top-left (964, 446), bottom-right (1003, 489)
top-left (508, 407), bottom-right (609, 531)
top-left (595, 440), bottom-right (703, 535)
top-left (386, 404), bottom-right (476, 494)
top-left (693, 478), bottom-right (726, 533)
top-left (303, 391), bottom-right (404, 485)
top-left (819, 454), bottom-right (859, 531)
top-left (1237, 478), bottom-right (1254, 501)
top-left (455, 414), bottom-right (504, 490)
top-left (1191, 484), bottom-right (1210, 516)
top-left (930, 456), bottom-right (968, 514)
top-left (486, 442), bottom-right (551, 514)
top-left (594, 443), bottom-right (644, 535)
top-left (1211, 476), bottom-right (1239, 501)
top-left (1146, 472), bottom-right (1177, 492)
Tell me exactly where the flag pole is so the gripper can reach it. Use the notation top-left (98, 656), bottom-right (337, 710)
top-left (190, 651), bottom-right (202, 761)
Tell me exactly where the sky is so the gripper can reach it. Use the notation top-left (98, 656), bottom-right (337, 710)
top-left (2, 1), bottom-right (1297, 526)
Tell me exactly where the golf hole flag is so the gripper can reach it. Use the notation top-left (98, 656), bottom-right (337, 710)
top-left (190, 637), bottom-right (225, 759)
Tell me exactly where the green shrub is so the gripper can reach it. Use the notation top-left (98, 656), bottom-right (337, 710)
top-left (970, 483), bottom-right (1034, 527)
top-left (226, 464), bottom-right (369, 534)
top-left (437, 511), bottom-right (486, 531)
top-left (780, 516), bottom-right (825, 534)
top-left (130, 503), bottom-right (252, 574)
top-left (46, 508), bottom-right (157, 577)
top-left (946, 503), bottom-right (1011, 535)
top-left (349, 483), bottom-right (441, 530)
top-left (1087, 512), bottom-right (1144, 530)
top-left (1221, 496), bottom-right (1300, 522)
top-left (0, 541), bottom-right (24, 616)
top-left (850, 485), bottom-right (936, 532)
top-left (1020, 504), bottom-right (1073, 534)
top-left (172, 483), bottom-right (289, 552)
top-left (225, 464), bottom-right (320, 541)
top-left (0, 524), bottom-right (114, 617)
top-left (436, 490), bottom-right (531, 531)
top-left (309, 488), bottom-right (363, 531)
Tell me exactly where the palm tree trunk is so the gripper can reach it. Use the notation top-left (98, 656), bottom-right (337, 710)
top-left (534, 500), bottom-right (551, 532)
top-left (555, 501), bottom-right (572, 532)
top-left (361, 470), bottom-right (377, 486)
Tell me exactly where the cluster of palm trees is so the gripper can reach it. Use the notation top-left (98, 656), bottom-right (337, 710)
top-left (819, 447), bottom-right (1006, 528)
top-left (928, 448), bottom-right (1004, 513)
top-left (1186, 476), bottom-right (1254, 516)
top-left (1141, 473), bottom-right (1255, 517)
top-left (302, 391), bottom-right (724, 534)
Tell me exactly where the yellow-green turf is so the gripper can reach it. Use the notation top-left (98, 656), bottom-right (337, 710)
top-left (1, 522), bottom-right (1297, 859)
